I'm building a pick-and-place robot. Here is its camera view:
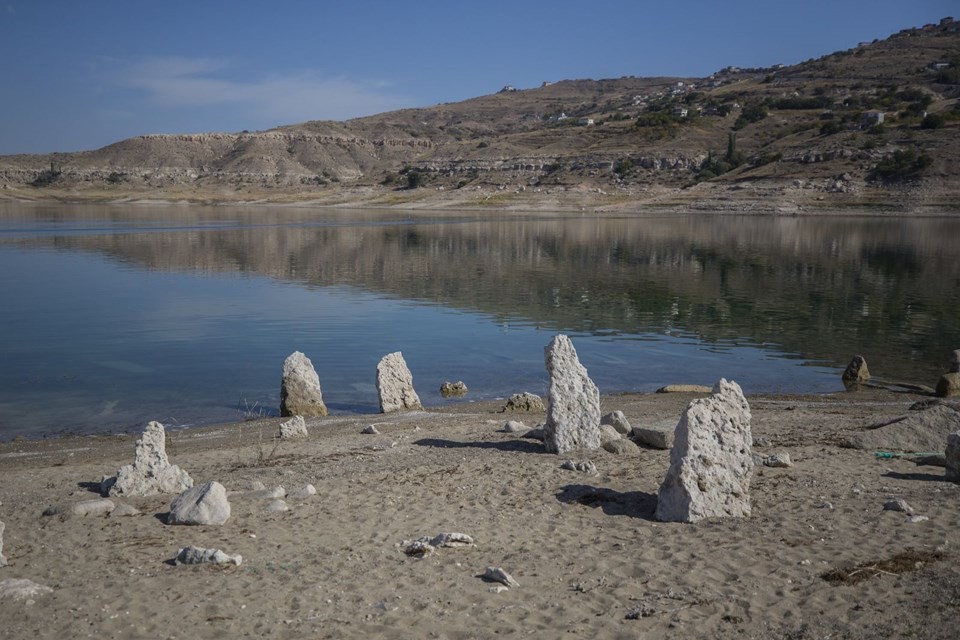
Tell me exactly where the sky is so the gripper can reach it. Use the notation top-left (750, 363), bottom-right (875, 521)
top-left (0, 1), bottom-right (953, 155)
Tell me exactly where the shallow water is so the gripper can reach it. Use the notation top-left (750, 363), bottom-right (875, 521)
top-left (1, 203), bottom-right (958, 439)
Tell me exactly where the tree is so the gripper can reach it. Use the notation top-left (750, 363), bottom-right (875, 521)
top-left (406, 171), bottom-right (424, 189)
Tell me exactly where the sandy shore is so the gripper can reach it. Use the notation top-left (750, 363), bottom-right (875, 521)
top-left (1, 389), bottom-right (958, 639)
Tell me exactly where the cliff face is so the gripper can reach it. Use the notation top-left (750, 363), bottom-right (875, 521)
top-left (1, 20), bottom-right (958, 211)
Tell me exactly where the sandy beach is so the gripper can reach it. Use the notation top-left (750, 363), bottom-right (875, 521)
top-left (0, 388), bottom-right (958, 639)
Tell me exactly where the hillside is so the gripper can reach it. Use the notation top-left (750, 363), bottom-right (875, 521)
top-left (1, 18), bottom-right (959, 213)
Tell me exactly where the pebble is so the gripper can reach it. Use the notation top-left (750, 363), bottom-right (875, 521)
top-left (362, 425), bottom-right (380, 435)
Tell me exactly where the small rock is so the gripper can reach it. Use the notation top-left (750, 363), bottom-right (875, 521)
top-left (950, 349), bottom-right (960, 374)
top-left (603, 439), bottom-right (640, 455)
top-left (601, 411), bottom-right (631, 435)
top-left (429, 532), bottom-right (475, 548)
top-left (948, 432), bottom-right (960, 482)
top-left (503, 392), bottom-right (545, 413)
top-left (753, 436), bottom-right (771, 447)
top-left (488, 585), bottom-right (510, 593)
top-left (656, 384), bottom-right (712, 394)
top-left (764, 453), bottom-right (793, 468)
top-left (883, 499), bottom-right (914, 515)
top-left (69, 498), bottom-right (116, 517)
top-left (630, 420), bottom-right (676, 450)
top-left (232, 486), bottom-right (286, 500)
top-left (522, 427), bottom-right (545, 441)
top-left (560, 460), bottom-right (598, 476)
top-left (362, 425), bottom-right (380, 435)
top-left (174, 545), bottom-right (242, 566)
top-left (906, 515), bottom-right (929, 523)
top-left (110, 503), bottom-right (141, 517)
top-left (599, 424), bottom-right (621, 444)
top-left (400, 532), bottom-right (474, 555)
top-left (501, 420), bottom-right (528, 433)
top-left (167, 481), bottom-right (231, 526)
top-left (483, 566), bottom-right (519, 588)
top-left (264, 499), bottom-right (289, 513)
top-left (288, 484), bottom-right (316, 500)
top-left (236, 480), bottom-right (266, 492)
top-left (439, 381), bottom-right (468, 397)
top-left (279, 415), bottom-right (308, 439)
top-left (0, 579), bottom-right (53, 602)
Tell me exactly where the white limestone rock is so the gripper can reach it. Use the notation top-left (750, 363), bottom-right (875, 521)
top-left (70, 498), bottom-right (115, 517)
top-left (599, 424), bottom-right (621, 444)
top-left (946, 431), bottom-right (960, 482)
top-left (655, 379), bottom-right (754, 523)
top-left (107, 421), bottom-right (193, 497)
top-left (232, 486), bottom-right (286, 500)
top-left (501, 420), bottom-right (528, 433)
top-left (167, 481), bottom-right (231, 526)
top-left (483, 567), bottom-right (520, 588)
top-left (174, 545), bottom-right (242, 567)
top-left (543, 335), bottom-right (601, 455)
top-left (631, 420), bottom-right (677, 450)
top-left (279, 415), bottom-right (308, 439)
top-left (601, 410), bottom-right (632, 435)
top-left (280, 351), bottom-right (328, 417)
top-left (764, 453), bottom-right (794, 468)
top-left (264, 499), bottom-right (289, 513)
top-left (0, 578), bottom-right (52, 601)
top-left (0, 520), bottom-right (7, 567)
top-left (602, 439), bottom-right (640, 455)
top-left (288, 484), bottom-right (316, 500)
top-left (376, 351), bottom-right (422, 413)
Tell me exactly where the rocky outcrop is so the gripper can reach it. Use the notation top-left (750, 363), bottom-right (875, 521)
top-left (376, 352), bottom-right (422, 413)
top-left (106, 421), bottom-right (193, 497)
top-left (543, 335), bottom-right (601, 455)
top-left (280, 351), bottom-right (328, 417)
top-left (655, 379), bottom-right (754, 523)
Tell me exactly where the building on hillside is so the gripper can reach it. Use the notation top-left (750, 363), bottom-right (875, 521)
top-left (861, 111), bottom-right (885, 127)
top-left (672, 107), bottom-right (689, 118)
top-left (577, 117), bottom-right (594, 126)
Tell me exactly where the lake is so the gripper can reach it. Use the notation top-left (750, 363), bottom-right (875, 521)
top-left (1, 203), bottom-right (958, 440)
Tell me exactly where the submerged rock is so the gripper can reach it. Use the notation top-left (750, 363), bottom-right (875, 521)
top-left (439, 381), bottom-right (468, 397)
top-left (842, 355), bottom-right (870, 388)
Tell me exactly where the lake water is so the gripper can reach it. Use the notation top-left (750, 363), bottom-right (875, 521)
top-left (1, 203), bottom-right (958, 440)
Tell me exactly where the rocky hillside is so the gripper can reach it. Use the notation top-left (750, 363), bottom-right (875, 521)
top-left (1, 18), bottom-right (958, 212)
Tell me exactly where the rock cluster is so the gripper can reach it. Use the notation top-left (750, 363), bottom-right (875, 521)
top-left (167, 481), bottom-right (231, 526)
top-left (106, 421), bottom-right (193, 497)
top-left (280, 351), bottom-right (328, 417)
top-left (543, 335), bottom-right (601, 455)
top-left (655, 379), bottom-right (754, 523)
top-left (376, 352), bottom-right (422, 413)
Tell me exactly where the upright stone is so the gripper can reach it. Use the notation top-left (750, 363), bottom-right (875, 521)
top-left (842, 355), bottom-right (870, 387)
top-left (655, 378), bottom-right (754, 523)
top-left (280, 351), bottom-right (328, 417)
top-left (107, 421), bottom-right (193, 497)
top-left (377, 352), bottom-right (422, 413)
top-left (946, 432), bottom-right (960, 482)
top-left (0, 520), bottom-right (7, 567)
top-left (543, 334), bottom-right (601, 455)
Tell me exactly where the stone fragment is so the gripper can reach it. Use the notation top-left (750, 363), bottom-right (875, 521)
top-left (947, 432), bottom-right (960, 482)
top-left (601, 411), bottom-right (632, 435)
top-left (764, 453), bottom-right (794, 468)
top-left (174, 545), bottom-right (242, 567)
top-left (655, 378), bottom-right (754, 523)
top-left (110, 503), bottom-right (141, 517)
top-left (845, 405), bottom-right (960, 452)
top-left (656, 384), bottom-right (712, 394)
top-left (70, 498), bottom-right (115, 517)
top-left (0, 520), bottom-right (6, 567)
top-left (842, 355), bottom-right (870, 387)
top-left (543, 335), bottom-right (601, 455)
top-left (167, 481), bottom-right (231, 526)
top-left (883, 499), bottom-right (914, 515)
top-left (362, 425), bottom-right (380, 435)
top-left (376, 352), bottom-right (422, 413)
top-left (503, 392), bottom-right (545, 412)
top-left (264, 499), bottom-right (289, 513)
top-left (288, 484), bottom-right (316, 500)
top-left (936, 372), bottom-right (960, 398)
top-left (106, 421), bottom-right (193, 497)
top-left (631, 420), bottom-right (677, 450)
top-left (560, 460), bottom-right (598, 476)
top-left (522, 427), bottom-right (545, 441)
top-left (602, 439), bottom-right (640, 455)
top-left (279, 415), bottom-right (308, 439)
top-left (439, 381), bottom-right (468, 397)
top-left (599, 424), bottom-right (621, 444)
top-left (280, 351), bottom-right (328, 417)
top-left (483, 567), bottom-right (519, 588)
top-left (0, 579), bottom-right (53, 601)
top-left (501, 420), bottom-right (528, 433)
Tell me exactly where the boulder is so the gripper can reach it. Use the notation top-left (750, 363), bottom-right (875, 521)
top-left (174, 545), bottom-right (242, 566)
top-left (601, 410), bottom-right (631, 435)
top-left (844, 405), bottom-right (960, 452)
top-left (167, 481), bottom-right (231, 526)
top-left (599, 424), bottom-right (621, 444)
top-left (631, 420), bottom-right (677, 450)
top-left (936, 372), bottom-right (960, 398)
top-left (280, 351), bottom-right (328, 417)
top-left (439, 381), bottom-right (468, 397)
top-left (543, 335), bottom-right (601, 455)
top-left (0, 520), bottom-right (6, 567)
top-left (501, 420), bottom-right (528, 433)
top-left (947, 432), bottom-right (960, 482)
top-left (376, 352), bottom-right (422, 413)
top-left (503, 392), bottom-right (545, 412)
top-left (279, 415), bottom-right (308, 439)
top-left (842, 355), bottom-right (870, 387)
top-left (107, 421), bottom-right (193, 497)
top-left (655, 379), bottom-right (754, 523)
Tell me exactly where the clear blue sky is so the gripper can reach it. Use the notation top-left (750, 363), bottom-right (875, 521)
top-left (0, 1), bottom-right (952, 154)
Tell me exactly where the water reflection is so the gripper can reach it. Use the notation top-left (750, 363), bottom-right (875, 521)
top-left (1, 203), bottom-right (958, 438)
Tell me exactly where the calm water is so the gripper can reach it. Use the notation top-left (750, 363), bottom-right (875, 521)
top-left (1, 203), bottom-right (958, 440)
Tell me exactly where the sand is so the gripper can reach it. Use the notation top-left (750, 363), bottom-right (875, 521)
top-left (0, 389), bottom-right (958, 639)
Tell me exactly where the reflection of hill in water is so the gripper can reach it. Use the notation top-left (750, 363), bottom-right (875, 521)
top-left (40, 213), bottom-right (960, 381)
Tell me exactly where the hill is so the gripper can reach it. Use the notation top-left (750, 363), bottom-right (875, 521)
top-left (1, 18), bottom-right (959, 213)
